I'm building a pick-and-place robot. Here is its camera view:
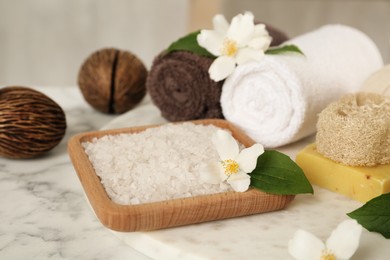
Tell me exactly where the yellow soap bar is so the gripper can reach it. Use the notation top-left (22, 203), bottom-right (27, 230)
top-left (296, 143), bottom-right (390, 203)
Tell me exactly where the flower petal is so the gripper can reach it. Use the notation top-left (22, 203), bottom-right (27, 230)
top-left (253, 23), bottom-right (269, 38)
top-left (227, 12), bottom-right (255, 46)
top-left (197, 29), bottom-right (224, 56)
top-left (199, 161), bottom-right (226, 184)
top-left (228, 171), bottom-right (249, 181)
top-left (326, 219), bottom-right (362, 259)
top-left (288, 229), bottom-right (325, 260)
top-left (235, 47), bottom-right (264, 65)
top-left (237, 143), bottom-right (264, 173)
top-left (212, 14), bottom-right (229, 34)
top-left (211, 129), bottom-right (239, 161)
top-left (208, 55), bottom-right (236, 82)
top-left (227, 172), bottom-right (250, 192)
top-left (247, 36), bottom-right (272, 50)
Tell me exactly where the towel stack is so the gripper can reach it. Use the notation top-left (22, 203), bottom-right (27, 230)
top-left (146, 24), bottom-right (289, 122)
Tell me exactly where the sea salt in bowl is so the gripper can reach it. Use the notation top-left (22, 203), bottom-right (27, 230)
top-left (68, 119), bottom-right (295, 232)
top-left (82, 122), bottom-right (233, 205)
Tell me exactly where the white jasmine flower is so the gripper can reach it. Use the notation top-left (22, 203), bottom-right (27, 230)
top-left (197, 12), bottom-right (272, 82)
top-left (201, 129), bottom-right (264, 192)
top-left (288, 219), bottom-right (362, 260)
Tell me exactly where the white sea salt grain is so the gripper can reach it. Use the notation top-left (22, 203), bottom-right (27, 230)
top-left (82, 123), bottom-right (233, 205)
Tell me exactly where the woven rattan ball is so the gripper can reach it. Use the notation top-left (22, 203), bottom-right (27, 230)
top-left (0, 86), bottom-right (67, 159)
top-left (78, 48), bottom-right (147, 114)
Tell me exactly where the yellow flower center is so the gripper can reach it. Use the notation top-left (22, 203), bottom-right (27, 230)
top-left (222, 159), bottom-right (240, 176)
top-left (321, 249), bottom-right (336, 260)
top-left (221, 39), bottom-right (238, 57)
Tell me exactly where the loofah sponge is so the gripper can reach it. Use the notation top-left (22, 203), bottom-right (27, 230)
top-left (316, 92), bottom-right (390, 166)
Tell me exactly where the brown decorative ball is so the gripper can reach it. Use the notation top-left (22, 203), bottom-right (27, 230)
top-left (0, 86), bottom-right (67, 159)
top-left (78, 48), bottom-right (147, 114)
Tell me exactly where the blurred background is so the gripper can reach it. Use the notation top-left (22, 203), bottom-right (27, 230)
top-left (0, 0), bottom-right (389, 86)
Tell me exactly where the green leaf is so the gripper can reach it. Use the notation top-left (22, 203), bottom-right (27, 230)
top-left (347, 193), bottom-right (390, 238)
top-left (249, 150), bottom-right (313, 195)
top-left (165, 31), bottom-right (216, 58)
top-left (265, 44), bottom-right (305, 56)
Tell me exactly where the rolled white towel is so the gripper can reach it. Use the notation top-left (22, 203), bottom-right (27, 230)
top-left (221, 24), bottom-right (383, 148)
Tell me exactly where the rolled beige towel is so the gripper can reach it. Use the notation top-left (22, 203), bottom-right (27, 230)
top-left (360, 64), bottom-right (390, 96)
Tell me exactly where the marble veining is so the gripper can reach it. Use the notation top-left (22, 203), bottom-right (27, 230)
top-left (0, 86), bottom-right (148, 260)
top-left (1, 86), bottom-right (390, 259)
top-left (113, 188), bottom-right (390, 260)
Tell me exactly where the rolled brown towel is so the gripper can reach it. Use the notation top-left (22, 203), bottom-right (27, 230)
top-left (147, 51), bottom-right (223, 122)
top-left (147, 25), bottom-right (289, 122)
top-left (265, 23), bottom-right (289, 46)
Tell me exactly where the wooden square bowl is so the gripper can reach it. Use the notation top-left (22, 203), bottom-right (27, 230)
top-left (68, 119), bottom-right (295, 232)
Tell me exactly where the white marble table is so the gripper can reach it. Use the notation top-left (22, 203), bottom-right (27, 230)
top-left (1, 86), bottom-right (389, 259)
